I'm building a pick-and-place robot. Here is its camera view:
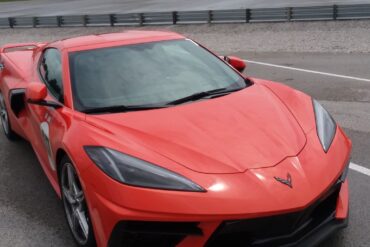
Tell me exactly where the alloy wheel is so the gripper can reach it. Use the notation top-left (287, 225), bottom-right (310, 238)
top-left (61, 163), bottom-right (90, 245)
top-left (0, 93), bottom-right (9, 135)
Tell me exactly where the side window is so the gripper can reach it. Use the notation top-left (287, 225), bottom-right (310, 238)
top-left (39, 48), bottom-right (63, 103)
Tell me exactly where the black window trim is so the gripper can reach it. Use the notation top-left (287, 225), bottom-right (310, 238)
top-left (38, 47), bottom-right (65, 104)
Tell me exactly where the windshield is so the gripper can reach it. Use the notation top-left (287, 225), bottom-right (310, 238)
top-left (69, 39), bottom-right (248, 112)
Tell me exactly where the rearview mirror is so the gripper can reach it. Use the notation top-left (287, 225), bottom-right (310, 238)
top-left (224, 56), bottom-right (246, 73)
top-left (26, 83), bottom-right (62, 109)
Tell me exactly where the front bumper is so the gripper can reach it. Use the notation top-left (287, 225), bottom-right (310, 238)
top-left (205, 178), bottom-right (349, 247)
top-left (81, 127), bottom-right (351, 247)
top-left (91, 177), bottom-right (349, 247)
top-left (106, 176), bottom-right (349, 247)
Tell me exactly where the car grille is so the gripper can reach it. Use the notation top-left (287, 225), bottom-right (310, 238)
top-left (206, 179), bottom-right (343, 247)
top-left (108, 221), bottom-right (202, 247)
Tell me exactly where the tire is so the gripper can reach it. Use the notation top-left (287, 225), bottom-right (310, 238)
top-left (0, 92), bottom-right (18, 141)
top-left (59, 156), bottom-right (97, 247)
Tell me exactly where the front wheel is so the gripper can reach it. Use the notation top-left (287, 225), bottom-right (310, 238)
top-left (60, 156), bottom-right (96, 247)
top-left (0, 92), bottom-right (18, 140)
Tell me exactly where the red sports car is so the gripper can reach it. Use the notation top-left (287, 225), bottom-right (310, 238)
top-left (0, 31), bottom-right (351, 247)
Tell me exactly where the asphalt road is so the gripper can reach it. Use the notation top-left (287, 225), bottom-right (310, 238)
top-left (0, 49), bottom-right (369, 246)
top-left (1, 0), bottom-right (370, 17)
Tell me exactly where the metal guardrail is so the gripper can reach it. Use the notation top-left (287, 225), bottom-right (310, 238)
top-left (0, 4), bottom-right (370, 28)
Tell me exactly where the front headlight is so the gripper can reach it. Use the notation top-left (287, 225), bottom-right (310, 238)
top-left (84, 146), bottom-right (205, 192)
top-left (313, 99), bottom-right (337, 152)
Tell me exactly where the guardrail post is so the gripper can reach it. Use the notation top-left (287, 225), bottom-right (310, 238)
top-left (138, 13), bottom-right (144, 26)
top-left (32, 17), bottom-right (38, 27)
top-left (172, 11), bottom-right (177, 24)
top-left (83, 15), bottom-right (88, 26)
top-left (109, 14), bottom-right (116, 26)
top-left (8, 17), bottom-right (14, 28)
top-left (208, 10), bottom-right (213, 23)
top-left (287, 7), bottom-right (292, 21)
top-left (333, 5), bottom-right (338, 20)
top-left (57, 16), bottom-right (62, 27)
top-left (246, 9), bottom-right (251, 23)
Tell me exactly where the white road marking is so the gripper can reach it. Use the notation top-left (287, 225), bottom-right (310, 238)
top-left (244, 59), bottom-right (370, 83)
top-left (350, 162), bottom-right (370, 177)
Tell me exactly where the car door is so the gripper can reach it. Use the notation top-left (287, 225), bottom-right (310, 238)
top-left (27, 47), bottom-right (67, 181)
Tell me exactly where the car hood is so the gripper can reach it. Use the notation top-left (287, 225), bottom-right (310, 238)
top-left (85, 84), bottom-right (306, 174)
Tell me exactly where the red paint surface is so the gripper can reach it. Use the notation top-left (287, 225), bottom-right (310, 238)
top-left (0, 31), bottom-right (351, 247)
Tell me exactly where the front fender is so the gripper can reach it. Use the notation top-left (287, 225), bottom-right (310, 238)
top-left (253, 78), bottom-right (316, 134)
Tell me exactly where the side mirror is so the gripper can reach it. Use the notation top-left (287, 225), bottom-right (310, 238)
top-left (26, 83), bottom-right (62, 109)
top-left (26, 83), bottom-right (47, 102)
top-left (224, 56), bottom-right (246, 73)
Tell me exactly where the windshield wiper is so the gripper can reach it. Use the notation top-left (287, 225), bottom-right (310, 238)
top-left (167, 87), bottom-right (243, 105)
top-left (81, 104), bottom-right (168, 114)
top-left (82, 87), bottom-right (244, 113)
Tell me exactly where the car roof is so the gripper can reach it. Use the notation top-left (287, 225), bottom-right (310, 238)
top-left (54, 30), bottom-right (185, 50)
